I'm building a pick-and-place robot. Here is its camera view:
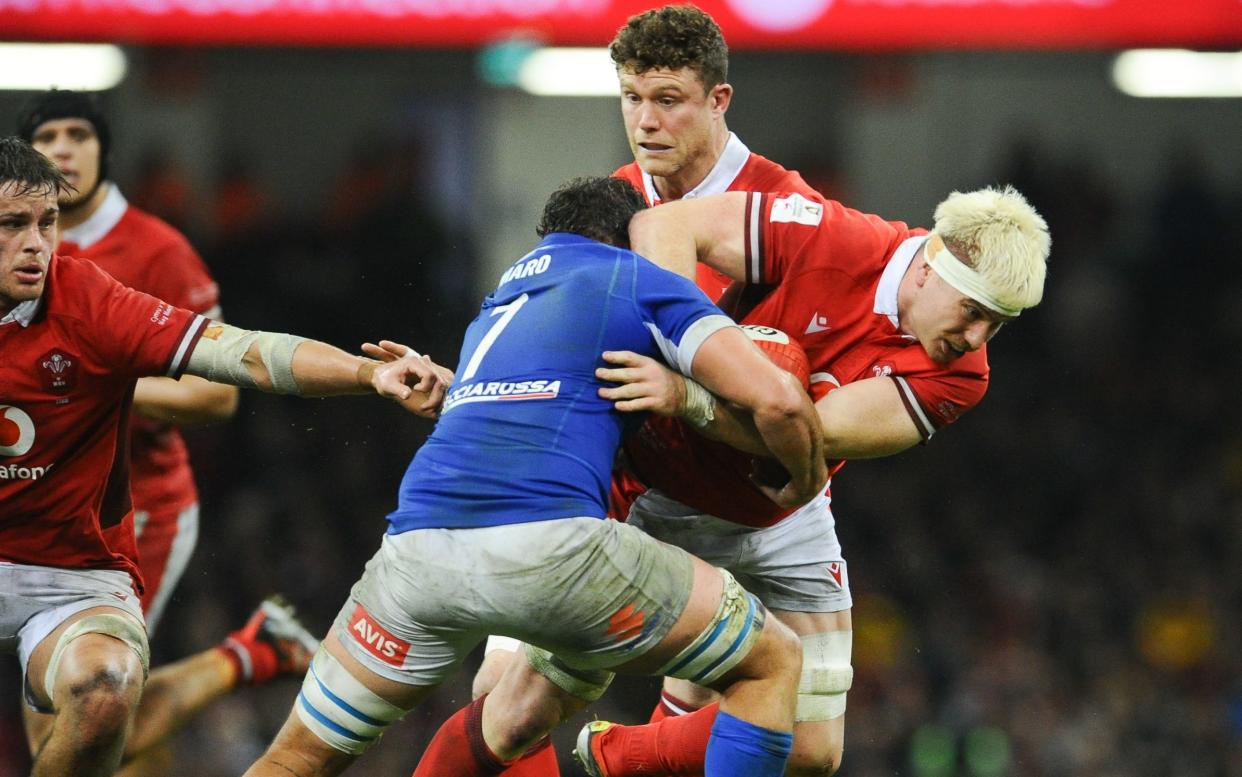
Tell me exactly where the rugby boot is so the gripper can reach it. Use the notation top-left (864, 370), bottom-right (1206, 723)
top-left (574, 719), bottom-right (614, 777)
top-left (219, 594), bottom-right (319, 686)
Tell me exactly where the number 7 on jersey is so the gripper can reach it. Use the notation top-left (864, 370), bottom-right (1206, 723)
top-left (459, 293), bottom-right (530, 381)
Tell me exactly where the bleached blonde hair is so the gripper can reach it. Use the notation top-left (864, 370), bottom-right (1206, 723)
top-left (933, 185), bottom-right (1050, 311)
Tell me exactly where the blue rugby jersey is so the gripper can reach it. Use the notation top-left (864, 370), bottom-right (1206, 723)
top-left (386, 233), bottom-right (733, 532)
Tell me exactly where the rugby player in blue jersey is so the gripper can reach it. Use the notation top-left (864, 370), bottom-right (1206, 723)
top-left (239, 177), bottom-right (828, 777)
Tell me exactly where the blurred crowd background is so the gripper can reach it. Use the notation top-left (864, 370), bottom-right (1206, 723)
top-left (1, 39), bottom-right (1240, 777)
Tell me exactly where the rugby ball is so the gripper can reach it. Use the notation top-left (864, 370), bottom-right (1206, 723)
top-left (741, 325), bottom-right (810, 390)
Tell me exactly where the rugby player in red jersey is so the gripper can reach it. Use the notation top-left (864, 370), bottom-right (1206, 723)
top-left (608, 5), bottom-right (818, 302)
top-left (17, 90), bottom-right (340, 777)
top-left (571, 184), bottom-right (1049, 777)
top-left (21, 91), bottom-right (236, 632)
top-left (0, 136), bottom-right (448, 777)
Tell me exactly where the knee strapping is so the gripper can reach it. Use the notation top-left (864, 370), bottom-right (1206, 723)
top-left (657, 569), bottom-right (766, 687)
top-left (44, 613), bottom-right (149, 706)
top-left (796, 631), bottom-right (853, 722)
top-left (296, 648), bottom-right (407, 754)
top-left (524, 644), bottom-right (615, 702)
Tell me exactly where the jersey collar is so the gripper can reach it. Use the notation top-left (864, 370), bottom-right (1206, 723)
top-left (1, 298), bottom-right (41, 328)
top-left (874, 236), bottom-right (927, 331)
top-left (642, 132), bottom-right (750, 204)
top-left (61, 182), bottom-right (127, 250)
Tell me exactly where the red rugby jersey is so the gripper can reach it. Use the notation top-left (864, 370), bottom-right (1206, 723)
top-left (59, 186), bottom-right (220, 515)
top-left (0, 255), bottom-right (208, 589)
top-left (625, 192), bottom-right (989, 528)
top-left (607, 135), bottom-right (817, 522)
top-left (613, 132), bottom-right (816, 301)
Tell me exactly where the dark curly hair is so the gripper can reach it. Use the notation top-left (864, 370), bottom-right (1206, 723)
top-left (536, 177), bottom-right (648, 248)
top-left (0, 136), bottom-right (71, 199)
top-left (609, 4), bottom-right (728, 91)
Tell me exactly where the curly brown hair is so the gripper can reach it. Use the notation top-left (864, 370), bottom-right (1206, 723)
top-left (609, 5), bottom-right (728, 91)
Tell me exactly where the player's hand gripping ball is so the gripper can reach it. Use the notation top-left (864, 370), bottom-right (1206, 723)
top-left (740, 325), bottom-right (813, 492)
top-left (740, 325), bottom-right (810, 390)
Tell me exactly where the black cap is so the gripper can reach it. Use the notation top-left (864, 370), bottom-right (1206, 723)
top-left (16, 90), bottom-right (112, 182)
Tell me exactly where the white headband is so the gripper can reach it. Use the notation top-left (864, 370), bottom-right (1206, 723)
top-left (925, 234), bottom-right (1022, 318)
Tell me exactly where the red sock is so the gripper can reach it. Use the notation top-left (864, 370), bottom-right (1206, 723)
top-left (413, 696), bottom-right (505, 776)
top-left (596, 697), bottom-right (720, 776)
top-left (412, 696), bottom-right (561, 776)
top-left (497, 738), bottom-right (558, 775)
top-left (650, 690), bottom-right (698, 723)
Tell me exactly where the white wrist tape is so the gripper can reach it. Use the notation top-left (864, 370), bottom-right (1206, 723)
top-left (681, 377), bottom-right (715, 428)
top-left (187, 323), bottom-right (307, 394)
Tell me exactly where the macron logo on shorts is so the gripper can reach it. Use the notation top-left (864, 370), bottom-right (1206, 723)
top-left (348, 605), bottom-right (410, 667)
top-left (826, 562), bottom-right (844, 588)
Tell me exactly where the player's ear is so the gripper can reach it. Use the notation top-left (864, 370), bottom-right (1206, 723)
top-left (710, 83), bottom-right (733, 115)
top-left (913, 254), bottom-right (933, 287)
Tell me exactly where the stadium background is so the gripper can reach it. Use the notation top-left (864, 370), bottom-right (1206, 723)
top-left (2, 2), bottom-right (1240, 774)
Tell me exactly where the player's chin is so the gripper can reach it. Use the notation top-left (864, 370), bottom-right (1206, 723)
top-left (926, 338), bottom-right (961, 364)
top-left (3, 280), bottom-right (45, 303)
top-left (637, 153), bottom-right (679, 177)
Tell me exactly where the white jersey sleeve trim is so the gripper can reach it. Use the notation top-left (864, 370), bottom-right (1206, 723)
top-left (893, 376), bottom-right (936, 440)
top-left (747, 193), bottom-right (763, 283)
top-left (166, 314), bottom-right (209, 377)
top-left (810, 372), bottom-right (840, 388)
top-left (645, 314), bottom-right (735, 376)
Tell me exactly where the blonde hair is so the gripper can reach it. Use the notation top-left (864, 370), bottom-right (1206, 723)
top-left (932, 185), bottom-right (1050, 311)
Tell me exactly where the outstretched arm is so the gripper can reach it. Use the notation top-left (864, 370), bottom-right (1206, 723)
top-left (184, 323), bottom-right (449, 417)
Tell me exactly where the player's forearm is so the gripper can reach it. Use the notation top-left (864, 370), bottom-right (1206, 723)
top-left (281, 340), bottom-right (376, 396)
top-left (133, 375), bottom-right (239, 426)
top-left (749, 383), bottom-right (827, 498)
top-left (186, 323), bottom-right (373, 397)
top-left (693, 399), bottom-right (770, 456)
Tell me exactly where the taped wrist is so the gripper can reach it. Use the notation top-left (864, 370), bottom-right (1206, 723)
top-left (682, 377), bottom-right (716, 428)
top-left (188, 323), bottom-right (307, 394)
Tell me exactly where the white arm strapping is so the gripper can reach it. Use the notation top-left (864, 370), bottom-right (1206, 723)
top-left (186, 323), bottom-right (307, 395)
top-left (682, 377), bottom-right (716, 428)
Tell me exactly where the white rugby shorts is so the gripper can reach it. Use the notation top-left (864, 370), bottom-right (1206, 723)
top-left (0, 561), bottom-right (145, 711)
top-left (332, 517), bottom-right (694, 686)
top-left (627, 489), bottom-right (853, 614)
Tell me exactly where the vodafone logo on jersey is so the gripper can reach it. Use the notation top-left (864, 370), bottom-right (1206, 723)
top-left (725, 0), bottom-right (834, 31)
top-left (348, 604), bottom-right (411, 667)
top-left (0, 405), bottom-right (35, 457)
